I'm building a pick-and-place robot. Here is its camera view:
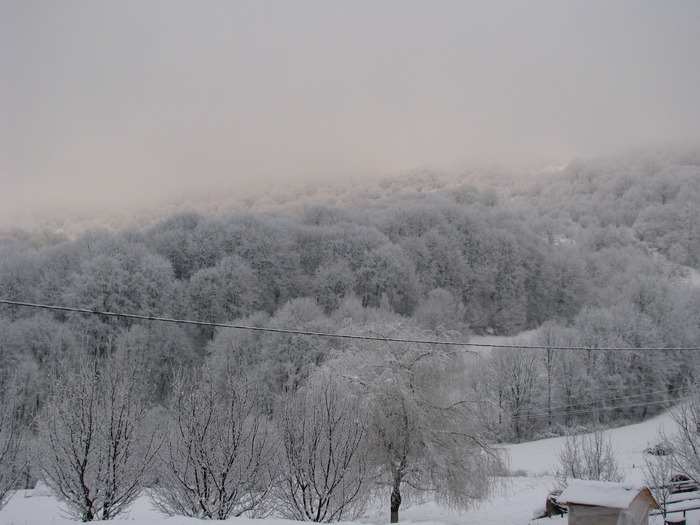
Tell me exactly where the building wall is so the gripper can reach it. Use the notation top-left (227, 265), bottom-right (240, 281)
top-left (620, 494), bottom-right (652, 525)
top-left (568, 495), bottom-right (654, 525)
top-left (569, 504), bottom-right (620, 525)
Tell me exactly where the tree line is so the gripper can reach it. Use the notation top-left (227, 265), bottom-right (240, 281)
top-left (1, 322), bottom-right (501, 522)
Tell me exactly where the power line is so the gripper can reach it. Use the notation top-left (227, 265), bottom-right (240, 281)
top-left (2, 299), bottom-right (700, 352)
top-left (523, 387), bottom-right (676, 415)
top-left (474, 386), bottom-right (685, 423)
top-left (554, 387), bottom-right (674, 408)
top-left (504, 396), bottom-right (687, 422)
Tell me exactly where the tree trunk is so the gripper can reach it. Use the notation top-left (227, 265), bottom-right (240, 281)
top-left (390, 479), bottom-right (402, 523)
top-left (546, 349), bottom-right (553, 428)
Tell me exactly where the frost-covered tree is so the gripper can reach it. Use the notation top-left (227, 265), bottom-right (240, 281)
top-left (0, 381), bottom-right (26, 510)
top-left (151, 362), bottom-right (275, 520)
top-left (115, 324), bottom-right (197, 403)
top-left (402, 225), bottom-right (468, 298)
top-left (666, 392), bottom-right (700, 485)
top-left (0, 246), bottom-right (41, 320)
top-left (258, 297), bottom-right (335, 398)
top-left (330, 323), bottom-right (501, 523)
top-left (276, 369), bottom-right (372, 522)
top-left (147, 212), bottom-right (213, 280)
top-left (644, 445), bottom-right (675, 518)
top-left (413, 288), bottom-right (468, 334)
top-left (554, 348), bottom-right (590, 426)
top-left (310, 260), bottom-right (355, 314)
top-left (354, 244), bottom-right (420, 317)
top-left (68, 247), bottom-right (176, 319)
top-left (487, 346), bottom-right (540, 440)
top-left (535, 322), bottom-right (569, 428)
top-left (528, 248), bottom-right (587, 324)
top-left (37, 349), bottom-right (160, 521)
top-left (556, 429), bottom-right (623, 490)
top-left (484, 230), bottom-right (528, 334)
top-left (187, 255), bottom-right (261, 338)
top-left (224, 215), bottom-right (302, 313)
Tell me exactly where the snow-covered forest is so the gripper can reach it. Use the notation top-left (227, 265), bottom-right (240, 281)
top-left (1, 148), bottom-right (700, 522)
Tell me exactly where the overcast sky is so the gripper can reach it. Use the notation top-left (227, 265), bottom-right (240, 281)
top-left (2, 1), bottom-right (700, 225)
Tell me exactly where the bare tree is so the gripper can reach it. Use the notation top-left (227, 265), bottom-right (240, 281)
top-left (643, 444), bottom-right (675, 518)
top-left (151, 362), bottom-right (275, 520)
top-left (332, 323), bottom-right (502, 523)
top-left (488, 345), bottom-right (540, 440)
top-left (666, 393), bottom-right (700, 485)
top-left (535, 321), bottom-right (578, 429)
top-left (555, 429), bottom-right (623, 490)
top-left (0, 380), bottom-right (26, 510)
top-left (36, 350), bottom-right (160, 521)
top-left (275, 370), bottom-right (372, 522)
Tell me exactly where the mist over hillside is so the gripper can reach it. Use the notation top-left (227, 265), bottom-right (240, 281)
top-left (7, 145), bottom-right (699, 259)
top-left (2, 159), bottom-right (542, 238)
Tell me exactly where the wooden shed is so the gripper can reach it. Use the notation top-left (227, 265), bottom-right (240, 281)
top-left (557, 480), bottom-right (659, 525)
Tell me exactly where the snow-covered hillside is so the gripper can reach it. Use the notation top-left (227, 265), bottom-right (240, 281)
top-left (507, 410), bottom-right (675, 483)
top-left (468, 329), bottom-right (539, 355)
top-left (688, 268), bottom-right (700, 288)
top-left (1, 409), bottom-right (691, 525)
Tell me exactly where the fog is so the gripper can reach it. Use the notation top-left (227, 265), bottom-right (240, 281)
top-left (2, 1), bottom-right (700, 226)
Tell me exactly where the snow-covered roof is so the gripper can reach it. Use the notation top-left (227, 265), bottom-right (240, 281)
top-left (557, 480), bottom-right (658, 510)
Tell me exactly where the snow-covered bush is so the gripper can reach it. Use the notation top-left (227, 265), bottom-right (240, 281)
top-left (275, 369), bottom-right (372, 522)
top-left (37, 350), bottom-right (160, 521)
top-left (151, 363), bottom-right (275, 520)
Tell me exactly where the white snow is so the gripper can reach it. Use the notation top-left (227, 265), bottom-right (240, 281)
top-left (28, 480), bottom-right (52, 498)
top-left (505, 409), bottom-right (678, 484)
top-left (468, 330), bottom-right (539, 355)
top-left (0, 409), bottom-right (692, 525)
top-left (557, 480), bottom-right (644, 509)
top-left (688, 268), bottom-right (700, 287)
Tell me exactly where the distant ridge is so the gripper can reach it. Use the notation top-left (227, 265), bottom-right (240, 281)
top-left (3, 162), bottom-right (558, 239)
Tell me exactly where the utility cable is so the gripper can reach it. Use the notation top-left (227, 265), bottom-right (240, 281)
top-left (503, 396), bottom-right (687, 422)
top-left (2, 299), bottom-right (700, 351)
top-left (506, 387), bottom-right (678, 418)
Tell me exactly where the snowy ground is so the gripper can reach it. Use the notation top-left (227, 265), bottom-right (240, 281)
top-left (2, 409), bottom-right (697, 525)
top-left (688, 268), bottom-right (700, 287)
top-left (468, 329), bottom-right (539, 355)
